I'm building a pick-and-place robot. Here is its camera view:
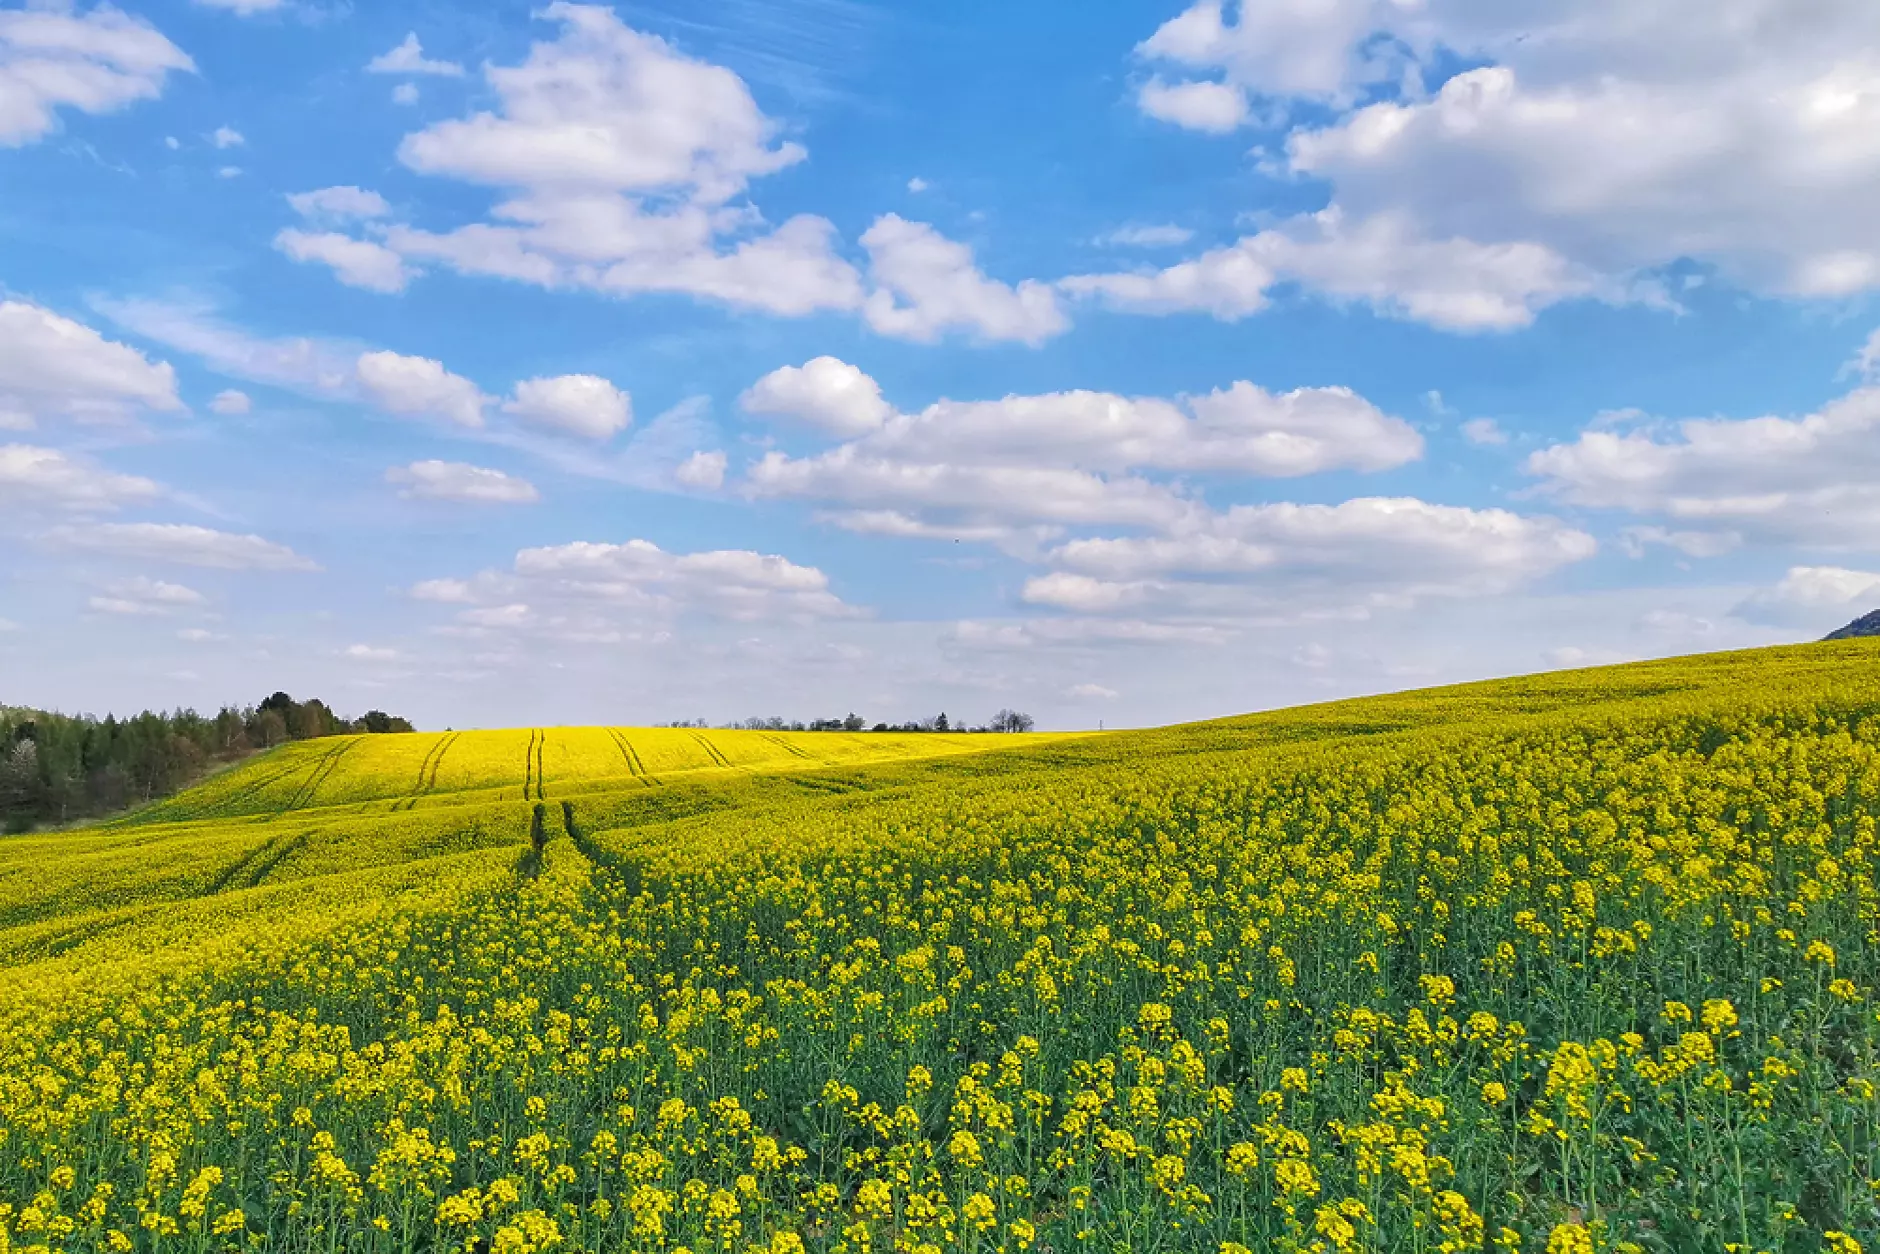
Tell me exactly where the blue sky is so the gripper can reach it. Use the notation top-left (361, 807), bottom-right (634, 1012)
top-left (4, 0), bottom-right (1880, 731)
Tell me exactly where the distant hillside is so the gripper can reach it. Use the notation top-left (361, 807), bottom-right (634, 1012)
top-left (1824, 609), bottom-right (1880, 640)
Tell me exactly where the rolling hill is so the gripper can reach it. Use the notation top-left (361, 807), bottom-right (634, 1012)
top-left (4, 641), bottom-right (1880, 1253)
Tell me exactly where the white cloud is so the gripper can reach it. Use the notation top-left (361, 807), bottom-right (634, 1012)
top-left (275, 229), bottom-right (415, 293)
top-left (0, 300), bottom-right (181, 427)
top-left (1124, 0), bottom-right (1880, 323)
top-left (1064, 209), bottom-right (1603, 331)
top-left (860, 215), bottom-right (1067, 344)
top-left (740, 356), bottom-right (892, 437)
top-left (1733, 565), bottom-right (1880, 626)
top-left (1848, 328), bottom-right (1880, 381)
top-left (1099, 223), bottom-right (1196, 248)
top-left (1617, 526), bottom-right (1742, 560)
top-left (216, 165), bottom-right (240, 179)
top-left (193, 0), bottom-right (286, 13)
top-left (392, 83), bottom-right (419, 106)
top-left (0, 4), bottom-right (193, 146)
top-left (211, 125), bottom-right (242, 148)
top-left (411, 577), bottom-right (476, 603)
top-left (366, 4), bottom-right (862, 317)
top-left (355, 351), bottom-right (485, 428)
top-left (906, 177), bottom-right (928, 193)
top-left (1038, 497), bottom-right (1595, 603)
top-left (44, 522), bottom-right (318, 570)
top-left (742, 362), bottom-right (1421, 531)
top-left (0, 444), bottom-right (159, 511)
top-left (88, 576), bottom-right (204, 616)
top-left (1462, 417), bottom-right (1508, 446)
top-left (1528, 384), bottom-right (1880, 549)
top-left (1065, 682), bottom-right (1119, 700)
top-left (209, 389), bottom-right (250, 415)
top-left (1136, 0), bottom-right (1393, 107)
top-left (366, 33), bottom-right (464, 77)
top-left (344, 643), bottom-right (399, 661)
top-left (460, 604), bottom-right (532, 629)
top-left (423, 537), bottom-right (857, 636)
top-left (1021, 572), bottom-right (1159, 613)
top-left (675, 449), bottom-right (726, 490)
top-left (751, 450), bottom-right (1191, 532)
top-left (1060, 236), bottom-right (1275, 319)
top-left (287, 186), bottom-right (391, 222)
top-left (502, 373), bottom-right (631, 439)
top-left (176, 627), bottom-right (224, 642)
top-left (94, 297), bottom-right (360, 396)
top-left (387, 460), bottom-right (539, 504)
top-left (1137, 77), bottom-right (1247, 133)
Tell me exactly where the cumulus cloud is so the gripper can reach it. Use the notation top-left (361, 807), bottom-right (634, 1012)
top-left (366, 33), bottom-right (463, 77)
top-left (861, 216), bottom-right (1067, 344)
top-left (740, 356), bottom-right (891, 437)
top-left (1527, 384), bottom-right (1880, 549)
top-left (387, 460), bottom-right (539, 504)
top-left (742, 359), bottom-right (1422, 531)
top-left (502, 374), bottom-right (631, 440)
top-left (1119, 0), bottom-right (1880, 325)
top-left (1733, 565), bottom-right (1880, 627)
top-left (1848, 328), bottom-right (1880, 382)
top-left (275, 229), bottom-right (415, 293)
top-left (0, 4), bottom-right (193, 146)
top-left (353, 4), bottom-right (863, 317)
top-left (193, 0), bottom-right (286, 13)
top-left (1065, 682), bottom-right (1119, 700)
top-left (734, 360), bottom-right (1586, 620)
top-left (43, 522), bottom-right (318, 570)
top-left (1135, 0), bottom-right (1395, 106)
top-left (1064, 209), bottom-right (1604, 332)
top-left (1099, 223), bottom-right (1196, 248)
top-left (1041, 497), bottom-right (1594, 590)
top-left (355, 351), bottom-right (485, 427)
top-left (1461, 418), bottom-right (1508, 446)
top-left (209, 389), bottom-right (250, 415)
top-left (675, 449), bottom-right (726, 490)
top-left (1137, 77), bottom-right (1247, 133)
top-left (287, 186), bottom-right (392, 222)
top-left (0, 444), bottom-right (159, 511)
top-left (0, 300), bottom-right (181, 427)
top-left (88, 576), bottom-right (204, 616)
top-left (417, 537), bottom-right (856, 640)
top-left (410, 577), bottom-right (474, 603)
top-left (210, 125), bottom-right (242, 148)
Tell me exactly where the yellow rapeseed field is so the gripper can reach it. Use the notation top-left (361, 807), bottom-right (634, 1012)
top-left (6, 644), bottom-right (1880, 1254)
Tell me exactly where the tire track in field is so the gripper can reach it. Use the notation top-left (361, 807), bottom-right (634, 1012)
top-left (287, 737), bottom-right (359, 811)
top-left (397, 732), bottom-right (461, 810)
top-left (407, 734), bottom-right (447, 803)
top-left (522, 729), bottom-right (547, 801)
top-left (689, 732), bottom-right (732, 770)
top-left (189, 756), bottom-right (307, 818)
top-left (760, 733), bottom-right (814, 762)
top-left (606, 728), bottom-right (657, 787)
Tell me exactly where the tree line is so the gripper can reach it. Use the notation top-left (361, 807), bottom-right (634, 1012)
top-left (0, 692), bottom-right (413, 832)
top-left (662, 709), bottom-right (1035, 734)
